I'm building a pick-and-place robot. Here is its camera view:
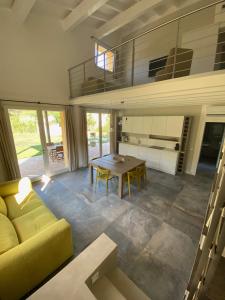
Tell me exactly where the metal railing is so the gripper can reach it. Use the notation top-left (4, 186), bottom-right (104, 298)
top-left (68, 1), bottom-right (225, 99)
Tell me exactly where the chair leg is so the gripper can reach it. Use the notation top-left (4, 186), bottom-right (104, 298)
top-left (137, 176), bottom-right (141, 191)
top-left (106, 180), bottom-right (109, 194)
top-left (128, 175), bottom-right (131, 197)
top-left (95, 177), bottom-right (98, 191)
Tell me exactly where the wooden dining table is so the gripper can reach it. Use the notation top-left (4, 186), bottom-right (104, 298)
top-left (89, 154), bottom-right (145, 198)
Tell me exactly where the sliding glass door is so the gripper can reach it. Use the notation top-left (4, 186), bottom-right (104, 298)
top-left (86, 112), bottom-right (111, 161)
top-left (42, 110), bottom-right (68, 175)
top-left (102, 113), bottom-right (111, 156)
top-left (8, 107), bottom-right (68, 179)
top-left (8, 109), bottom-right (45, 178)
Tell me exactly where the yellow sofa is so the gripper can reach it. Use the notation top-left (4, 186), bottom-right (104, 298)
top-left (0, 178), bottom-right (73, 300)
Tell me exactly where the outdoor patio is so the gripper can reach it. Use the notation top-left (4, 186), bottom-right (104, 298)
top-left (19, 156), bottom-right (66, 178)
top-left (88, 142), bottom-right (110, 160)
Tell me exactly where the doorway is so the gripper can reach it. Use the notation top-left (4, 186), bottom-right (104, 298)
top-left (86, 112), bottom-right (111, 161)
top-left (8, 107), bottom-right (68, 179)
top-left (197, 122), bottom-right (225, 176)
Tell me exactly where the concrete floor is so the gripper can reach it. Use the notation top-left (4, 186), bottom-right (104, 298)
top-left (34, 168), bottom-right (213, 300)
top-left (19, 156), bottom-right (66, 178)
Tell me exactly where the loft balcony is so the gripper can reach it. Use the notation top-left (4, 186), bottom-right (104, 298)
top-left (68, 2), bottom-right (225, 101)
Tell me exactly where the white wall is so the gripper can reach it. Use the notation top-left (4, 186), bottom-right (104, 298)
top-left (120, 105), bottom-right (203, 175)
top-left (0, 10), bottom-right (121, 105)
top-left (120, 6), bottom-right (216, 86)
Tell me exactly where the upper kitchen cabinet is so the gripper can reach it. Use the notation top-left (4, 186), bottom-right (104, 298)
top-left (122, 116), bottom-right (132, 133)
top-left (122, 115), bottom-right (185, 138)
top-left (143, 117), bottom-right (152, 135)
top-left (151, 116), bottom-right (167, 136)
top-left (166, 116), bottom-right (184, 138)
top-left (131, 117), bottom-right (143, 134)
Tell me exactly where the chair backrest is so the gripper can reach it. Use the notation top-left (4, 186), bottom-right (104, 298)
top-left (127, 169), bottom-right (138, 178)
top-left (136, 165), bottom-right (146, 176)
top-left (97, 167), bottom-right (110, 177)
top-left (56, 146), bottom-right (63, 152)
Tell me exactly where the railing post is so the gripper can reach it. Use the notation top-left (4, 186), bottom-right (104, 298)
top-left (104, 52), bottom-right (106, 92)
top-left (131, 39), bottom-right (135, 86)
top-left (172, 19), bottom-right (180, 79)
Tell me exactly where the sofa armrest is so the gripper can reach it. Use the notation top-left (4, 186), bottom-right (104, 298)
top-left (0, 177), bottom-right (33, 198)
top-left (0, 179), bottom-right (20, 197)
top-left (0, 219), bottom-right (73, 300)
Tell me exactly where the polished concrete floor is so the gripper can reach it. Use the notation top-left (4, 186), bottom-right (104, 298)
top-left (34, 168), bottom-right (213, 300)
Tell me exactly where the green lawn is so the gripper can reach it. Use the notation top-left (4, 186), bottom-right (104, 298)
top-left (13, 133), bottom-right (61, 159)
top-left (14, 133), bottom-right (42, 159)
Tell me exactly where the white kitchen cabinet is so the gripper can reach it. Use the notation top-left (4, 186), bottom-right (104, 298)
top-left (159, 150), bottom-right (178, 175)
top-left (119, 143), bottom-right (139, 157)
top-left (122, 117), bottom-right (133, 133)
top-left (119, 142), bottom-right (128, 155)
top-left (119, 143), bottom-right (178, 175)
top-left (166, 116), bottom-right (184, 138)
top-left (131, 117), bottom-right (143, 134)
top-left (151, 117), bottom-right (167, 136)
top-left (148, 148), bottom-right (161, 170)
top-left (143, 117), bottom-right (152, 135)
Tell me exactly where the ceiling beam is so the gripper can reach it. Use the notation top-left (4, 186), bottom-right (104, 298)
top-left (105, 3), bottom-right (122, 13)
top-left (95, 0), bottom-right (163, 39)
top-left (123, 0), bottom-right (201, 38)
top-left (12, 0), bottom-right (36, 23)
top-left (90, 12), bottom-right (108, 23)
top-left (62, 0), bottom-right (109, 32)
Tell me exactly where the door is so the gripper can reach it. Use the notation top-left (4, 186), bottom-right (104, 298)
top-left (8, 109), bottom-right (46, 178)
top-left (86, 112), bottom-right (111, 161)
top-left (42, 110), bottom-right (68, 176)
top-left (197, 122), bottom-right (225, 176)
top-left (101, 113), bottom-right (111, 156)
top-left (8, 108), bottom-right (68, 179)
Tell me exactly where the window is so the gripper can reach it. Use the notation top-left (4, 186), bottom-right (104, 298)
top-left (95, 43), bottom-right (115, 72)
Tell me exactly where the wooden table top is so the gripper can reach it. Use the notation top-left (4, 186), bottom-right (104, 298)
top-left (90, 154), bottom-right (145, 176)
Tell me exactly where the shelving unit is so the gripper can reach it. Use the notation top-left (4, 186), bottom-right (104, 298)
top-left (177, 117), bottom-right (192, 174)
top-left (116, 116), bottom-right (122, 154)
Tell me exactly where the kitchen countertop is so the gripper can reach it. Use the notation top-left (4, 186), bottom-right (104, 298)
top-left (119, 142), bottom-right (179, 153)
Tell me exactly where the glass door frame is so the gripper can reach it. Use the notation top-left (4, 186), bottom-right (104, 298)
top-left (5, 102), bottom-right (68, 180)
top-left (86, 109), bottom-right (111, 161)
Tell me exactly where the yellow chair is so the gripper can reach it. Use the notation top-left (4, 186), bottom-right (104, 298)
top-left (95, 167), bottom-right (114, 193)
top-left (136, 163), bottom-right (147, 187)
top-left (124, 169), bottom-right (139, 197)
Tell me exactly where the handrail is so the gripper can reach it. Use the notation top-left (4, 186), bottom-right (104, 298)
top-left (68, 0), bottom-right (224, 71)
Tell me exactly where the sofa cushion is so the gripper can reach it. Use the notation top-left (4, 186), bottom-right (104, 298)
top-left (12, 206), bottom-right (57, 242)
top-left (4, 190), bottom-right (43, 220)
top-left (0, 213), bottom-right (19, 254)
top-left (0, 196), bottom-right (7, 216)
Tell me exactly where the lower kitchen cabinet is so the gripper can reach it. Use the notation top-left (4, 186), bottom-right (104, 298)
top-left (119, 143), bottom-right (179, 175)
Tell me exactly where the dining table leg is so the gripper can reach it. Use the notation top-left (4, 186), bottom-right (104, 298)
top-left (89, 165), bottom-right (94, 184)
top-left (118, 174), bottom-right (123, 198)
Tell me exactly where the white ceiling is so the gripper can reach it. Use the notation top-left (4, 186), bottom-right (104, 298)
top-left (0, 0), bottom-right (215, 38)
